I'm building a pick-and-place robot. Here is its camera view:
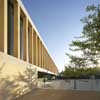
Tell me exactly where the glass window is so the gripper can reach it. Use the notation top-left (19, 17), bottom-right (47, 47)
top-left (28, 27), bottom-right (30, 60)
top-left (20, 17), bottom-right (24, 59)
top-left (8, 0), bottom-right (14, 55)
top-left (28, 28), bottom-right (30, 51)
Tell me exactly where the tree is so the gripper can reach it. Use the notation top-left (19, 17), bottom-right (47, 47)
top-left (67, 4), bottom-right (100, 68)
top-left (63, 4), bottom-right (100, 78)
top-left (66, 54), bottom-right (87, 68)
top-left (61, 66), bottom-right (100, 78)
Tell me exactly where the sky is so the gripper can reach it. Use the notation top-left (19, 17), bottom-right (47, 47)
top-left (22, 0), bottom-right (100, 72)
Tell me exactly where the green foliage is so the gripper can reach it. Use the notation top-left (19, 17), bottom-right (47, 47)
top-left (67, 4), bottom-right (100, 68)
top-left (61, 66), bottom-right (100, 78)
top-left (66, 54), bottom-right (86, 68)
top-left (64, 4), bottom-right (100, 78)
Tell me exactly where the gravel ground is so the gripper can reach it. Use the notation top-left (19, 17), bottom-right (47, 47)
top-left (17, 89), bottom-right (100, 100)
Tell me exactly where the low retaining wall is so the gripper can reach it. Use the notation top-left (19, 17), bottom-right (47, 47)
top-left (45, 79), bottom-right (100, 91)
top-left (74, 79), bottom-right (100, 91)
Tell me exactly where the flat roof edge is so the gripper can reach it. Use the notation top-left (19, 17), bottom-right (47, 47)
top-left (16, 0), bottom-right (58, 69)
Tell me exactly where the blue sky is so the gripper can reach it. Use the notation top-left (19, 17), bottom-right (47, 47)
top-left (22, 0), bottom-right (100, 72)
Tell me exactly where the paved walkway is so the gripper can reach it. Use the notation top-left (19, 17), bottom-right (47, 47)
top-left (17, 89), bottom-right (100, 100)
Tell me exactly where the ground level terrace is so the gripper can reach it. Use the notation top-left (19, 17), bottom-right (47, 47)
top-left (16, 89), bottom-right (100, 100)
top-left (0, 0), bottom-right (58, 74)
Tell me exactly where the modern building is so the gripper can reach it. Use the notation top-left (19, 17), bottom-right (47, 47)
top-left (0, 0), bottom-right (58, 79)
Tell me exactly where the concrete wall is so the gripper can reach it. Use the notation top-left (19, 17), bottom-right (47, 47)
top-left (0, 52), bottom-right (38, 99)
top-left (0, 52), bottom-right (37, 79)
top-left (44, 80), bottom-right (100, 91)
top-left (0, 50), bottom-right (58, 99)
top-left (75, 79), bottom-right (100, 91)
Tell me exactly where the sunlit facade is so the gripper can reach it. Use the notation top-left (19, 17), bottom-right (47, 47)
top-left (0, 0), bottom-right (58, 75)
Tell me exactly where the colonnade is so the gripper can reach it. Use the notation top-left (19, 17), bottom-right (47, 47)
top-left (0, 0), bottom-right (58, 74)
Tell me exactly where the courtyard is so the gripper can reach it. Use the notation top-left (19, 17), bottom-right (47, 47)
top-left (17, 89), bottom-right (100, 100)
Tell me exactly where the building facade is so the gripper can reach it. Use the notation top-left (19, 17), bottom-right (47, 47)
top-left (0, 0), bottom-right (58, 76)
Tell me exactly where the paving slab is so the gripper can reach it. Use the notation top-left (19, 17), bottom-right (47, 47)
top-left (17, 89), bottom-right (100, 100)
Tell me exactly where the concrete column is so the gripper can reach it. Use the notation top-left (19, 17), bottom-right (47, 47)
top-left (49, 56), bottom-right (51, 71)
top-left (43, 46), bottom-right (45, 68)
top-left (32, 29), bottom-right (34, 64)
top-left (42, 46), bottom-right (44, 68)
top-left (46, 50), bottom-right (48, 70)
top-left (36, 35), bottom-right (38, 66)
top-left (37, 37), bottom-right (39, 66)
top-left (51, 59), bottom-right (53, 72)
top-left (46, 51), bottom-right (48, 70)
top-left (0, 0), bottom-right (7, 53)
top-left (29, 26), bottom-right (32, 64)
top-left (23, 16), bottom-right (27, 61)
top-left (44, 48), bottom-right (46, 69)
top-left (41, 43), bottom-right (43, 67)
top-left (26, 18), bottom-right (29, 62)
top-left (14, 1), bottom-right (20, 58)
top-left (49, 58), bottom-right (51, 72)
top-left (52, 61), bottom-right (55, 73)
top-left (47, 53), bottom-right (49, 70)
top-left (41, 44), bottom-right (43, 67)
top-left (39, 40), bottom-right (41, 67)
top-left (48, 56), bottom-right (49, 70)
top-left (33, 31), bottom-right (36, 65)
top-left (40, 42), bottom-right (42, 67)
top-left (31, 28), bottom-right (33, 64)
top-left (45, 49), bottom-right (47, 70)
top-left (38, 38), bottom-right (40, 67)
top-left (50, 57), bottom-right (52, 71)
top-left (17, 6), bottom-right (20, 59)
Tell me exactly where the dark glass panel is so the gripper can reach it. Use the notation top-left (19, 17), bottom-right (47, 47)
top-left (20, 17), bottom-right (24, 59)
top-left (8, 0), bottom-right (14, 55)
